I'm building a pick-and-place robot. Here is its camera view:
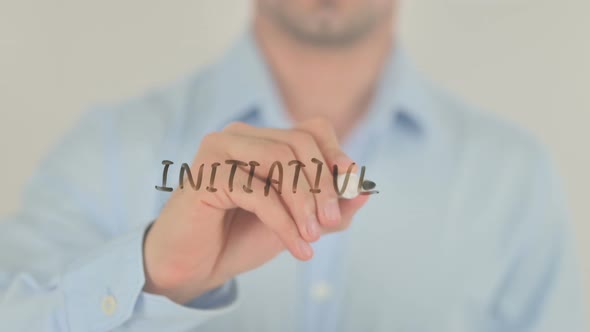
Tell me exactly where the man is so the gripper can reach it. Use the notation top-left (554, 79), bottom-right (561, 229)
top-left (0, 1), bottom-right (586, 331)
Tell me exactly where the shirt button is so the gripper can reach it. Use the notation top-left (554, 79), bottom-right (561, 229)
top-left (310, 281), bottom-right (333, 302)
top-left (101, 295), bottom-right (117, 316)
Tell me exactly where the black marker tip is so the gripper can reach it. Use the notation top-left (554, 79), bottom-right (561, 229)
top-left (361, 180), bottom-right (376, 190)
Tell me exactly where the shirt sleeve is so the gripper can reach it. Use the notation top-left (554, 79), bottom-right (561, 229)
top-left (0, 108), bottom-right (239, 332)
top-left (489, 145), bottom-right (588, 332)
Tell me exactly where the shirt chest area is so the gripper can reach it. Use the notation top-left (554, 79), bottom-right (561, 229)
top-left (211, 147), bottom-right (479, 331)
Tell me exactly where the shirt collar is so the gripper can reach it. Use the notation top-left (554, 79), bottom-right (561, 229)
top-left (207, 28), bottom-right (440, 139)
top-left (208, 29), bottom-right (291, 130)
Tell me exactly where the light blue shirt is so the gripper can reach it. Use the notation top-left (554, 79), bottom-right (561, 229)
top-left (0, 31), bottom-right (587, 332)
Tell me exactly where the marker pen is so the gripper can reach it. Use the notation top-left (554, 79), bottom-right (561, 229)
top-left (336, 173), bottom-right (377, 199)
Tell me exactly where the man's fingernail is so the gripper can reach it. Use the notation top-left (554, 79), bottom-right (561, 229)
top-left (307, 214), bottom-right (320, 239)
top-left (335, 154), bottom-right (356, 173)
top-left (324, 199), bottom-right (341, 224)
top-left (297, 239), bottom-right (314, 259)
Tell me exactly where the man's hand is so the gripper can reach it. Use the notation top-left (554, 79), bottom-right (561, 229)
top-left (143, 118), bottom-right (369, 304)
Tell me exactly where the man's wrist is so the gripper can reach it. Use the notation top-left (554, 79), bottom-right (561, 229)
top-left (141, 220), bottom-right (229, 304)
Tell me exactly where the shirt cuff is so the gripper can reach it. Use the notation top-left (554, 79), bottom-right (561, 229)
top-left (132, 279), bottom-right (238, 330)
top-left (60, 225), bottom-right (239, 332)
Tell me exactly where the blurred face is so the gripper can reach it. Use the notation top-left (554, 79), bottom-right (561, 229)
top-left (257, 0), bottom-right (396, 47)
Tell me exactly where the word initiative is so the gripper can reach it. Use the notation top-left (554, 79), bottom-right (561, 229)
top-left (155, 159), bottom-right (378, 198)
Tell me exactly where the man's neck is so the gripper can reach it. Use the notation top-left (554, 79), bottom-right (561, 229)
top-left (253, 16), bottom-right (394, 139)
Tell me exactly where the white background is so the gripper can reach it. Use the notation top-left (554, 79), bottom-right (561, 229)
top-left (1, 0), bottom-right (589, 316)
